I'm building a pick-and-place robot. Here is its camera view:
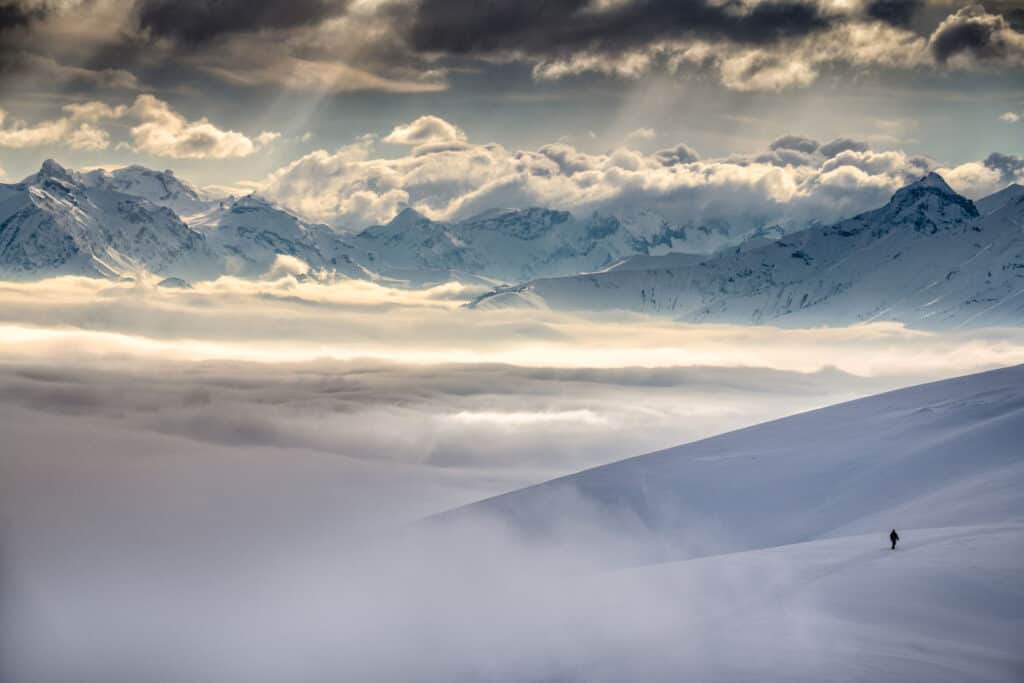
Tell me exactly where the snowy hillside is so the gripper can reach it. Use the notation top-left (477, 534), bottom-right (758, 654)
top-left (474, 173), bottom-right (1024, 328)
top-left (411, 365), bottom-right (1024, 680)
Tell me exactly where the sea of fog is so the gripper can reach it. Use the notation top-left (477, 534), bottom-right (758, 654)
top-left (3, 274), bottom-right (1024, 681)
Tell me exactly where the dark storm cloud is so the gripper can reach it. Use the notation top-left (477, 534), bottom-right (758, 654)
top-left (985, 1), bottom-right (1024, 31)
top-left (406, 0), bottom-right (834, 57)
top-left (929, 5), bottom-right (1019, 63)
top-left (135, 0), bottom-right (352, 44)
top-left (984, 152), bottom-right (1024, 180)
top-left (769, 135), bottom-right (819, 154)
top-left (655, 143), bottom-right (700, 166)
top-left (864, 0), bottom-right (921, 28)
top-left (819, 137), bottom-right (870, 158)
top-left (0, 1), bottom-right (48, 32)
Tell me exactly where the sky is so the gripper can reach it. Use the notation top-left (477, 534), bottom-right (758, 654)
top-left (3, 5), bottom-right (1024, 679)
top-left (0, 0), bottom-right (1022, 230)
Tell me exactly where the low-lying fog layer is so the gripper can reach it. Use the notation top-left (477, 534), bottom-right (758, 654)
top-left (3, 275), bottom-right (1024, 681)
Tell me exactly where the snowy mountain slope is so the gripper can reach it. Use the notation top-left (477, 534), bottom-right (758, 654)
top-left (192, 195), bottom-right (371, 279)
top-left (565, 524), bottom-right (1024, 682)
top-left (599, 251), bottom-right (708, 272)
top-left (81, 165), bottom-right (221, 220)
top-left (349, 207), bottom-right (786, 285)
top-left (0, 160), bottom-right (219, 279)
top-left (395, 364), bottom-right (1024, 681)
top-left (473, 174), bottom-right (1024, 328)
top-left (439, 364), bottom-right (1024, 562)
top-left (350, 207), bottom-right (644, 283)
top-left (976, 183), bottom-right (1024, 215)
top-left (0, 161), bottom-right (373, 281)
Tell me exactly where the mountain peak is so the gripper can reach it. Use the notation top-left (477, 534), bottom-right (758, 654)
top-left (233, 194), bottom-right (275, 209)
top-left (904, 172), bottom-right (955, 195)
top-left (37, 158), bottom-right (73, 182)
top-left (883, 171), bottom-right (977, 223)
top-left (388, 207), bottom-right (429, 228)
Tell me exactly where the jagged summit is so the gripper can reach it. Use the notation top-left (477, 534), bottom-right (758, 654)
top-left (883, 172), bottom-right (978, 225)
top-left (35, 158), bottom-right (74, 183)
top-left (231, 194), bottom-right (278, 210)
top-left (386, 206), bottom-right (430, 228)
top-left (903, 171), bottom-right (956, 194)
top-left (79, 164), bottom-right (216, 219)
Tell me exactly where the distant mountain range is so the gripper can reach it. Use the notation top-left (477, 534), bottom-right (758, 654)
top-left (0, 160), bottom-right (769, 287)
top-left (2, 160), bottom-right (1022, 328)
top-left (473, 174), bottom-right (1024, 329)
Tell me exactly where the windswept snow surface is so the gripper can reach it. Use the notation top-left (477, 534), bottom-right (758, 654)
top-left (3, 365), bottom-right (1022, 682)
top-left (415, 364), bottom-right (1024, 681)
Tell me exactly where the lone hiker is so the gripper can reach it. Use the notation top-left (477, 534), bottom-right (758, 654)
top-left (890, 528), bottom-right (900, 550)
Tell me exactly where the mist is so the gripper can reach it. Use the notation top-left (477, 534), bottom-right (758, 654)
top-left (3, 276), bottom-right (1023, 681)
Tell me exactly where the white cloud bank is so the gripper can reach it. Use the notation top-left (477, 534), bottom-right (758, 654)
top-left (2, 273), bottom-right (1024, 683)
top-left (0, 94), bottom-right (278, 159)
top-left (529, 5), bottom-right (1024, 92)
top-left (259, 116), bottom-right (1022, 229)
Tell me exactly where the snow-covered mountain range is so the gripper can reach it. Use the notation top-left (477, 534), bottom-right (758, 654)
top-left (0, 160), bottom-right (782, 286)
top-left (3, 160), bottom-right (1023, 328)
top-left (0, 160), bottom-right (220, 279)
top-left (474, 173), bottom-right (1024, 328)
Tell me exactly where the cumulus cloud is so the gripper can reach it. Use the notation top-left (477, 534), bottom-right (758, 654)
top-left (527, 16), bottom-right (932, 91)
top-left (864, 0), bottom-right (923, 28)
top-left (258, 118), bottom-right (1011, 231)
top-left (0, 109), bottom-right (69, 148)
top-left (0, 95), bottom-right (277, 157)
top-left (983, 152), bottom-right (1024, 181)
top-left (125, 94), bottom-right (275, 159)
top-left (383, 115), bottom-right (466, 145)
top-left (419, 2), bottom-right (1019, 91)
top-left (770, 135), bottom-right (820, 154)
top-left (624, 127), bottom-right (656, 145)
top-left (819, 137), bottom-right (871, 158)
top-left (929, 4), bottom-right (1024, 66)
top-left (654, 142), bottom-right (700, 166)
top-left (0, 0), bottom-right (1021, 99)
top-left (0, 0), bottom-right (54, 31)
top-left (932, 152), bottom-right (1024, 198)
top-left (0, 101), bottom-right (122, 150)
